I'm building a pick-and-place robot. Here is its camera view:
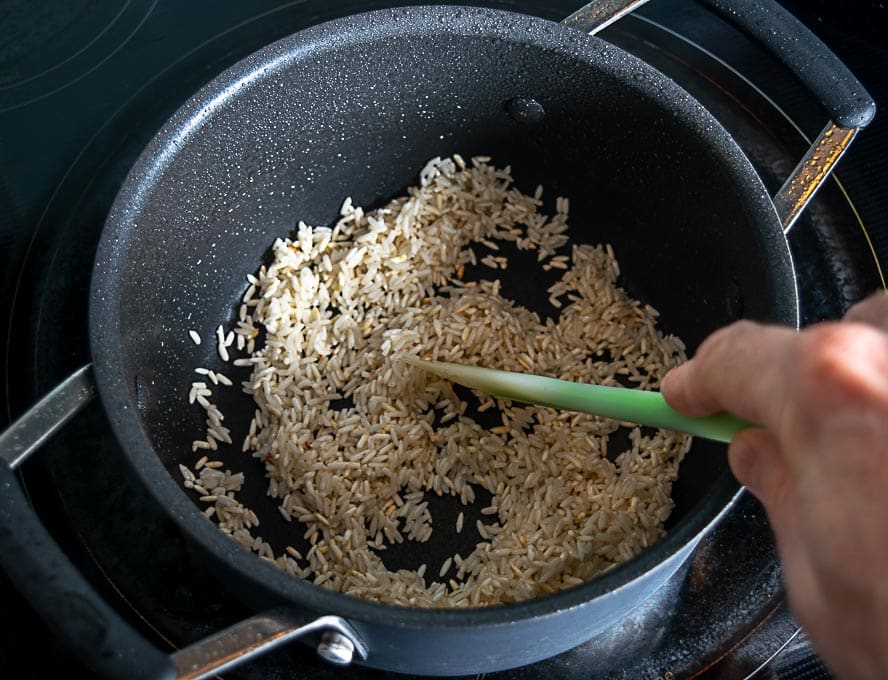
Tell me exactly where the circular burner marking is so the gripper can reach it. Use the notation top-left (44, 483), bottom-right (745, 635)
top-left (0, 0), bottom-right (157, 112)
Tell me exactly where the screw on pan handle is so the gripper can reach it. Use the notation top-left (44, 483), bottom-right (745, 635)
top-left (564, 0), bottom-right (877, 233)
top-left (0, 366), bottom-right (367, 677)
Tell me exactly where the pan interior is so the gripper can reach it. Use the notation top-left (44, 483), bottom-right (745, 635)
top-left (95, 8), bottom-right (794, 607)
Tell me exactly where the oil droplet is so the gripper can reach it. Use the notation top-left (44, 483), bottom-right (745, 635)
top-left (505, 97), bottom-right (545, 124)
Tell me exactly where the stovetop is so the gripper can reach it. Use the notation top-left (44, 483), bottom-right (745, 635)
top-left (1, 1), bottom-right (886, 678)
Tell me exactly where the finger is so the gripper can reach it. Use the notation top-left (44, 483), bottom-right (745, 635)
top-left (726, 428), bottom-right (824, 632)
top-left (661, 321), bottom-right (798, 428)
top-left (769, 504), bottom-right (826, 653)
top-left (727, 427), bottom-right (785, 501)
top-left (844, 291), bottom-right (888, 330)
top-left (726, 428), bottom-right (832, 646)
top-left (746, 456), bottom-right (830, 670)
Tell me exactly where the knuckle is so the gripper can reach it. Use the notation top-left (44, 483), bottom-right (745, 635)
top-left (695, 320), bottom-right (756, 364)
top-left (796, 325), bottom-right (888, 410)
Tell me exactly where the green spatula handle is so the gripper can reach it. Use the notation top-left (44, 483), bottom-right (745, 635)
top-left (410, 359), bottom-right (751, 444)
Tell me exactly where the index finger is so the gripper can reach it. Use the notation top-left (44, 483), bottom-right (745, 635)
top-left (660, 320), bottom-right (798, 430)
top-left (844, 291), bottom-right (888, 330)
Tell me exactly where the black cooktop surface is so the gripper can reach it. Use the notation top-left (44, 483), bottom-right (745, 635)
top-left (1, 1), bottom-right (885, 678)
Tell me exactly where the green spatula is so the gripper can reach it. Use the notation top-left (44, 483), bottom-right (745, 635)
top-left (408, 358), bottom-right (750, 444)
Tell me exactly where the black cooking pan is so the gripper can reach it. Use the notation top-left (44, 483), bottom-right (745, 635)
top-left (0, 0), bottom-right (875, 677)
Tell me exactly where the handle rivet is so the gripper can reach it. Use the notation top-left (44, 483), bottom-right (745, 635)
top-left (317, 630), bottom-right (356, 665)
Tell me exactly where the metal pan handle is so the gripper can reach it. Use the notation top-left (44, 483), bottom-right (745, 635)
top-left (0, 367), bottom-right (366, 678)
top-left (564, 0), bottom-right (877, 233)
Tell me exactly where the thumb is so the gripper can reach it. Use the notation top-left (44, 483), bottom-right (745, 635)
top-left (727, 427), bottom-right (788, 506)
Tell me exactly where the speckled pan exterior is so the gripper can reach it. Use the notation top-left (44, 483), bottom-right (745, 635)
top-left (90, 6), bottom-right (796, 674)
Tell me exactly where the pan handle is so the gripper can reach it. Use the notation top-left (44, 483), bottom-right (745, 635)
top-left (0, 367), bottom-right (367, 677)
top-left (0, 364), bottom-right (97, 469)
top-left (564, 0), bottom-right (877, 233)
top-left (695, 0), bottom-right (874, 130)
top-left (0, 461), bottom-right (177, 679)
top-left (0, 364), bottom-right (174, 678)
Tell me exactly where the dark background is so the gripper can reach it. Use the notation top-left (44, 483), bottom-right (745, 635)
top-left (1, 1), bottom-right (885, 677)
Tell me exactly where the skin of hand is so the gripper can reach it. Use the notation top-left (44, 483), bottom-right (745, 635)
top-left (660, 292), bottom-right (888, 680)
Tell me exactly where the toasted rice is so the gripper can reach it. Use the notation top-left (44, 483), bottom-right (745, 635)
top-left (182, 156), bottom-right (690, 608)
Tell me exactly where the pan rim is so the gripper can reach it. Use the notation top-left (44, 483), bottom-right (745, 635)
top-left (89, 3), bottom-right (796, 632)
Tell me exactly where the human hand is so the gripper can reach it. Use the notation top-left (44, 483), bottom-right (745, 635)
top-left (661, 292), bottom-right (888, 680)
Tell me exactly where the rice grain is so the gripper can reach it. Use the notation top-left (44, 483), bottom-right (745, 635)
top-left (180, 155), bottom-right (690, 609)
